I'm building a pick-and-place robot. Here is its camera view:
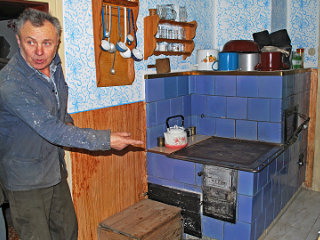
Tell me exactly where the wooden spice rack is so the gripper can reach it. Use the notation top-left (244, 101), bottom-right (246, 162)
top-left (144, 14), bottom-right (197, 60)
top-left (92, 0), bottom-right (139, 87)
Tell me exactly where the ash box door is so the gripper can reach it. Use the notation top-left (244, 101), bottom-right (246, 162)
top-left (202, 165), bottom-right (238, 223)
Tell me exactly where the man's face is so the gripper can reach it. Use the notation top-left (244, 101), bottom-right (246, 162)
top-left (16, 20), bottom-right (59, 75)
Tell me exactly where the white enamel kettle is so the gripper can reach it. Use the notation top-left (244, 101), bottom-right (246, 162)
top-left (164, 115), bottom-right (188, 149)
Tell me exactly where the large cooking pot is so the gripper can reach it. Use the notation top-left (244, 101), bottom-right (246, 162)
top-left (164, 115), bottom-right (187, 149)
top-left (223, 40), bottom-right (259, 53)
top-left (238, 53), bottom-right (259, 71)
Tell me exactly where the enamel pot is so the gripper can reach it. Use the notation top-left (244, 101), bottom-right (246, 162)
top-left (164, 115), bottom-right (187, 149)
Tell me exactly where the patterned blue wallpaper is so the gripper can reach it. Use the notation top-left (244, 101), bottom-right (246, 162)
top-left (271, 0), bottom-right (287, 31)
top-left (63, 0), bottom-right (319, 113)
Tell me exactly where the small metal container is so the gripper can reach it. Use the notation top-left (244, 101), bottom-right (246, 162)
top-left (238, 53), bottom-right (259, 71)
top-left (157, 136), bottom-right (165, 147)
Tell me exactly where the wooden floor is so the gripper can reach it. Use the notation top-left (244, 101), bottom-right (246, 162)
top-left (262, 188), bottom-right (320, 240)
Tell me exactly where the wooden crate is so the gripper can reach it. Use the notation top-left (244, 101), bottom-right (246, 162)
top-left (98, 199), bottom-right (183, 240)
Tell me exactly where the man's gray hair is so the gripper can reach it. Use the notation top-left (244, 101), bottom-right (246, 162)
top-left (16, 8), bottom-right (61, 38)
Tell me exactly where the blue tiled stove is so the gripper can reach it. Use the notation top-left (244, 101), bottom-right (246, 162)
top-left (145, 70), bottom-right (311, 240)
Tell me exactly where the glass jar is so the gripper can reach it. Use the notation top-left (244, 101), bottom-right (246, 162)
top-left (292, 52), bottom-right (302, 69)
top-left (296, 48), bottom-right (304, 68)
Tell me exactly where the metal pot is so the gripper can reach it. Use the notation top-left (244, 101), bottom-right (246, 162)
top-left (238, 53), bottom-right (259, 71)
top-left (164, 115), bottom-right (187, 149)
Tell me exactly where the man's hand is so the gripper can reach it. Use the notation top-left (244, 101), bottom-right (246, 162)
top-left (110, 132), bottom-right (144, 151)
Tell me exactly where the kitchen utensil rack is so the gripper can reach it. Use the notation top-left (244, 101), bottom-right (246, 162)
top-left (92, 0), bottom-right (139, 87)
top-left (144, 14), bottom-right (197, 60)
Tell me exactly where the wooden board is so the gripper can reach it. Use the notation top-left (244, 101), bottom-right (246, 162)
top-left (98, 199), bottom-right (182, 240)
top-left (70, 102), bottom-right (147, 240)
top-left (305, 69), bottom-right (318, 187)
top-left (92, 0), bottom-right (139, 87)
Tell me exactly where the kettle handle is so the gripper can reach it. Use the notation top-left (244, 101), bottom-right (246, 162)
top-left (166, 115), bottom-right (184, 128)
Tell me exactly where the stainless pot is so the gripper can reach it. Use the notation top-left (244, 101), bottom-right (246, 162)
top-left (238, 53), bottom-right (259, 71)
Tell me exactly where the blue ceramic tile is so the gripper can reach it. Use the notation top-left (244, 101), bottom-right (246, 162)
top-left (164, 77), bottom-right (178, 99)
top-left (198, 117), bottom-right (215, 135)
top-left (177, 76), bottom-right (189, 96)
top-left (252, 190), bottom-right (263, 217)
top-left (183, 184), bottom-right (201, 193)
top-left (170, 97), bottom-right (183, 116)
top-left (146, 125), bottom-right (165, 149)
top-left (153, 154), bottom-right (175, 180)
top-left (248, 98), bottom-right (270, 121)
top-left (224, 221), bottom-right (251, 240)
top-left (270, 99), bottom-right (282, 122)
top-left (147, 152), bottom-right (157, 176)
top-left (145, 78), bottom-right (164, 103)
top-left (269, 158), bottom-right (277, 179)
top-left (216, 118), bottom-right (235, 138)
top-left (237, 76), bottom-right (259, 97)
top-left (237, 195), bottom-right (253, 223)
top-left (258, 122), bottom-right (282, 143)
top-left (276, 154), bottom-right (284, 172)
top-left (146, 102), bottom-right (157, 127)
top-left (173, 159), bottom-right (196, 185)
top-left (157, 99), bottom-right (171, 125)
top-left (202, 215), bottom-right (224, 240)
top-left (191, 94), bottom-right (207, 115)
top-left (147, 176), bottom-right (185, 189)
top-left (207, 96), bottom-right (227, 117)
top-left (189, 75), bottom-right (196, 94)
top-left (227, 97), bottom-right (247, 119)
top-left (183, 95), bottom-right (191, 116)
top-left (273, 193), bottom-right (281, 219)
top-left (257, 166), bottom-right (268, 191)
top-left (264, 201), bottom-right (275, 230)
top-left (259, 76), bottom-right (283, 98)
top-left (238, 171), bottom-right (257, 196)
top-left (195, 164), bottom-right (202, 186)
top-left (236, 120), bottom-right (257, 141)
top-left (196, 75), bottom-right (215, 95)
top-left (263, 182), bottom-right (272, 207)
top-left (215, 75), bottom-right (237, 96)
top-left (254, 212), bottom-right (265, 240)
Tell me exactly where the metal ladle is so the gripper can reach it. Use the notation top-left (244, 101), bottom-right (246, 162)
top-left (115, 6), bottom-right (128, 52)
top-left (107, 5), bottom-right (116, 53)
top-left (105, 5), bottom-right (110, 38)
top-left (126, 8), bottom-right (134, 45)
top-left (100, 5), bottom-right (110, 51)
top-left (110, 52), bottom-right (116, 74)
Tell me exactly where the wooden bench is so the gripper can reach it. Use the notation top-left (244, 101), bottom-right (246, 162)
top-left (98, 199), bottom-right (183, 240)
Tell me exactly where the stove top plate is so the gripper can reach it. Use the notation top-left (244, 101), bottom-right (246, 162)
top-left (170, 136), bottom-right (283, 172)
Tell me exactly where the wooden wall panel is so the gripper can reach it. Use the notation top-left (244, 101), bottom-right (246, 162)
top-left (305, 69), bottom-right (318, 188)
top-left (70, 102), bottom-right (147, 240)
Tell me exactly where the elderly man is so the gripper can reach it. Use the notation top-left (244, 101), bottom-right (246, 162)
top-left (0, 8), bottom-right (143, 240)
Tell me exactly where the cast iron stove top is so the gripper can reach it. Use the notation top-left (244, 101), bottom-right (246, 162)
top-left (170, 136), bottom-right (284, 172)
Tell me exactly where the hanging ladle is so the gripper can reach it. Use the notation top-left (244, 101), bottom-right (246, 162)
top-left (104, 5), bottom-right (111, 38)
top-left (120, 7), bottom-right (131, 58)
top-left (115, 6), bottom-right (128, 53)
top-left (110, 51), bottom-right (116, 74)
top-left (107, 5), bottom-right (116, 53)
top-left (130, 9), bottom-right (143, 61)
top-left (100, 5), bottom-right (110, 51)
top-left (126, 8), bottom-right (134, 45)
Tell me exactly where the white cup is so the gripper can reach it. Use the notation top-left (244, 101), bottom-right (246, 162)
top-left (196, 49), bottom-right (219, 70)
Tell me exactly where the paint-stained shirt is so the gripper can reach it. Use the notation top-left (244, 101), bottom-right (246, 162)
top-left (0, 51), bottom-right (111, 191)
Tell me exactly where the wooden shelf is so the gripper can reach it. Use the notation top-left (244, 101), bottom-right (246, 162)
top-left (154, 51), bottom-right (192, 57)
top-left (156, 38), bottom-right (194, 44)
top-left (144, 14), bottom-right (197, 60)
top-left (102, 0), bottom-right (138, 7)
